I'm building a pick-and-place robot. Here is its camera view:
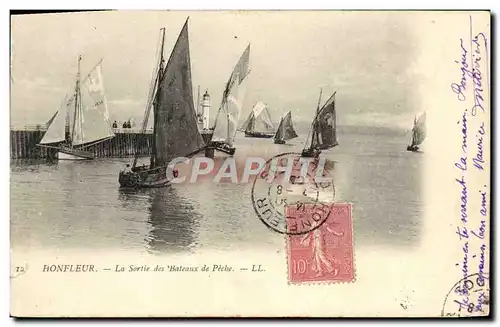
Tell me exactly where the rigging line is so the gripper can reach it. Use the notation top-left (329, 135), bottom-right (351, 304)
top-left (77, 135), bottom-right (116, 149)
top-left (303, 89), bottom-right (323, 151)
top-left (132, 28), bottom-right (164, 168)
top-left (70, 55), bottom-right (82, 147)
top-left (81, 57), bottom-right (104, 82)
top-left (139, 28), bottom-right (164, 133)
top-left (303, 90), bottom-right (337, 151)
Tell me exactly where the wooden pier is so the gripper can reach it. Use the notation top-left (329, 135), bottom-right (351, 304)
top-left (10, 126), bottom-right (214, 159)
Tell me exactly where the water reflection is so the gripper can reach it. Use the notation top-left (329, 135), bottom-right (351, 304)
top-left (10, 127), bottom-right (424, 252)
top-left (323, 129), bottom-right (423, 247)
top-left (119, 187), bottom-right (201, 254)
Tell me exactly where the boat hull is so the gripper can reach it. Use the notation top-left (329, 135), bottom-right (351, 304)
top-left (118, 165), bottom-right (171, 188)
top-left (301, 148), bottom-right (321, 158)
top-left (199, 129), bottom-right (214, 144)
top-left (209, 141), bottom-right (236, 156)
top-left (317, 142), bottom-right (339, 150)
top-left (57, 147), bottom-right (94, 160)
top-left (274, 139), bottom-right (286, 145)
top-left (245, 131), bottom-right (275, 138)
top-left (407, 145), bottom-right (419, 152)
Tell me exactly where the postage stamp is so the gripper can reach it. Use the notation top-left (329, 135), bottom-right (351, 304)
top-left (441, 273), bottom-right (490, 317)
top-left (251, 152), bottom-right (336, 235)
top-left (287, 203), bottom-right (354, 284)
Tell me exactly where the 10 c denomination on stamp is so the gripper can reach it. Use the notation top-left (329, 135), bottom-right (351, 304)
top-left (287, 203), bottom-right (355, 284)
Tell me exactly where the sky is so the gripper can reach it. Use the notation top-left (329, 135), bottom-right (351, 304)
top-left (11, 10), bottom-right (423, 130)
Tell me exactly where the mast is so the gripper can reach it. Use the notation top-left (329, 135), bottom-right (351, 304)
top-left (131, 29), bottom-right (165, 169)
top-left (316, 89), bottom-right (323, 114)
top-left (150, 27), bottom-right (166, 169)
top-left (196, 85), bottom-right (201, 117)
top-left (226, 107), bottom-right (230, 142)
top-left (150, 17), bottom-right (205, 165)
top-left (70, 55), bottom-right (82, 147)
top-left (304, 88), bottom-right (322, 151)
top-left (211, 44), bottom-right (251, 145)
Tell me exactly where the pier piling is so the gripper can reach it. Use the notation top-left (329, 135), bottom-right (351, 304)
top-left (10, 127), bottom-right (154, 159)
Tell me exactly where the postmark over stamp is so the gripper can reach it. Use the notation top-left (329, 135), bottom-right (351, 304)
top-left (287, 203), bottom-right (355, 284)
top-left (251, 152), bottom-right (336, 235)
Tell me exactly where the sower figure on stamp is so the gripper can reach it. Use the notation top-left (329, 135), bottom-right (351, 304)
top-left (300, 223), bottom-right (344, 277)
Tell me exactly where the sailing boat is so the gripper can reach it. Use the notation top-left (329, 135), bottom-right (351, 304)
top-left (37, 56), bottom-right (114, 160)
top-left (273, 110), bottom-right (298, 144)
top-left (407, 112), bottom-right (426, 152)
top-left (118, 19), bottom-right (206, 188)
top-left (239, 101), bottom-right (275, 138)
top-left (209, 44), bottom-right (251, 155)
top-left (301, 89), bottom-right (339, 158)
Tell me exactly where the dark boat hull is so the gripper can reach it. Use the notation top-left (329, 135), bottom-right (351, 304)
top-left (317, 142), bottom-right (339, 150)
top-left (245, 131), bottom-right (274, 138)
top-left (119, 165), bottom-right (171, 188)
top-left (301, 148), bottom-right (321, 158)
top-left (274, 139), bottom-right (286, 144)
top-left (199, 129), bottom-right (214, 144)
top-left (209, 141), bottom-right (236, 156)
top-left (407, 145), bottom-right (419, 152)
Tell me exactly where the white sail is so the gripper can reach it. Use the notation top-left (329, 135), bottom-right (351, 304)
top-left (81, 60), bottom-right (110, 121)
top-left (71, 83), bottom-right (115, 146)
top-left (252, 102), bottom-right (274, 131)
top-left (40, 94), bottom-right (73, 144)
top-left (39, 110), bottom-right (66, 144)
top-left (252, 101), bottom-right (266, 117)
top-left (39, 58), bottom-right (114, 148)
top-left (212, 44), bottom-right (251, 146)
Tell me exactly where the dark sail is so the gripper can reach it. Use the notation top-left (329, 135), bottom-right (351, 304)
top-left (274, 111), bottom-right (298, 141)
top-left (239, 111), bottom-right (254, 131)
top-left (246, 114), bottom-right (255, 132)
top-left (153, 19), bottom-right (205, 168)
top-left (409, 112), bottom-right (426, 147)
top-left (310, 92), bottom-right (338, 150)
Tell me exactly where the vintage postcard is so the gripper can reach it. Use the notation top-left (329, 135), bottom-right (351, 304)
top-left (9, 10), bottom-right (490, 317)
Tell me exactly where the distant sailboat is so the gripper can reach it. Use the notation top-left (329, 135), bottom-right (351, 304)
top-left (301, 89), bottom-right (339, 158)
top-left (209, 44), bottom-right (251, 155)
top-left (273, 110), bottom-right (298, 144)
top-left (118, 19), bottom-right (206, 188)
top-left (240, 101), bottom-right (275, 138)
top-left (407, 112), bottom-right (426, 152)
top-left (37, 56), bottom-right (114, 160)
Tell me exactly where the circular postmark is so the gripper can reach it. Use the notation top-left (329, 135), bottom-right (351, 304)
top-left (441, 273), bottom-right (490, 317)
top-left (251, 152), bottom-right (335, 235)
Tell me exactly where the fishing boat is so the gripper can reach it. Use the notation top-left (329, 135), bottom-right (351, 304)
top-left (37, 56), bottom-right (114, 160)
top-left (118, 19), bottom-right (206, 188)
top-left (209, 44), bottom-right (251, 156)
top-left (273, 110), bottom-right (298, 144)
top-left (407, 112), bottom-right (426, 152)
top-left (239, 101), bottom-right (275, 138)
top-left (301, 89), bottom-right (339, 158)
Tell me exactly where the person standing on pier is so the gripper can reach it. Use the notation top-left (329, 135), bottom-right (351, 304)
top-left (122, 164), bottom-right (132, 174)
top-left (112, 121), bottom-right (118, 128)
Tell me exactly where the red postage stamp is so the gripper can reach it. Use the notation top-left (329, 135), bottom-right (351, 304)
top-left (287, 203), bottom-right (354, 284)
